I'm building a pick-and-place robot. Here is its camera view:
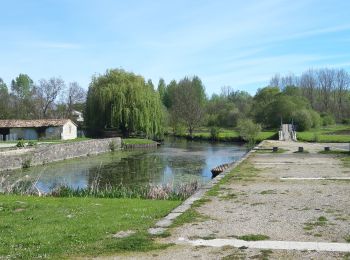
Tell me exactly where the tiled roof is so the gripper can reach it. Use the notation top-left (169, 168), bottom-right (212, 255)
top-left (0, 119), bottom-right (73, 128)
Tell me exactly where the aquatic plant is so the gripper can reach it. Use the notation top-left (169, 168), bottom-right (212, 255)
top-left (0, 174), bottom-right (199, 201)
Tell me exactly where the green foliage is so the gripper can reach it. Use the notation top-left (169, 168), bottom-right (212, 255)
top-left (11, 74), bottom-right (33, 99)
top-left (206, 95), bottom-right (240, 127)
top-left (16, 140), bottom-right (25, 148)
top-left (321, 113), bottom-right (335, 126)
top-left (309, 110), bottom-right (322, 128)
top-left (122, 138), bottom-right (155, 145)
top-left (85, 69), bottom-right (164, 139)
top-left (297, 125), bottom-right (350, 142)
top-left (0, 195), bottom-right (179, 258)
top-left (237, 119), bottom-right (262, 145)
top-left (171, 76), bottom-right (206, 137)
top-left (27, 140), bottom-right (37, 147)
top-left (237, 234), bottom-right (270, 241)
top-left (293, 109), bottom-right (313, 131)
top-left (210, 127), bottom-right (220, 141)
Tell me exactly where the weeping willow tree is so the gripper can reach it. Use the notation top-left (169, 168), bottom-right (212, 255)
top-left (85, 69), bottom-right (164, 138)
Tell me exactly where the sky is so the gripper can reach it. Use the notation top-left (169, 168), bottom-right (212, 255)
top-left (1, 0), bottom-right (350, 96)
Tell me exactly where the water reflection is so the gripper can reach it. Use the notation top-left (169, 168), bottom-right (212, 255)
top-left (2, 138), bottom-right (247, 193)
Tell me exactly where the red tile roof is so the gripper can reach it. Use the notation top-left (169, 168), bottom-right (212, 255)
top-left (0, 119), bottom-right (74, 128)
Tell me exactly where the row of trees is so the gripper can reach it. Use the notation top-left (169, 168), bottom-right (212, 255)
top-left (0, 74), bottom-right (86, 120)
top-left (269, 68), bottom-right (350, 121)
top-left (1, 67), bottom-right (349, 139)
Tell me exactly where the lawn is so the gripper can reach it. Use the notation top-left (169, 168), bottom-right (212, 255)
top-left (297, 125), bottom-right (350, 143)
top-left (0, 195), bottom-right (180, 258)
top-left (122, 138), bottom-right (156, 145)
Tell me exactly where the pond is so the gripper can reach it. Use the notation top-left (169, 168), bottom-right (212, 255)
top-left (2, 138), bottom-right (247, 193)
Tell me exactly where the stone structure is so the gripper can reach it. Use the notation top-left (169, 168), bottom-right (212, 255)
top-left (0, 119), bottom-right (77, 141)
top-left (0, 137), bottom-right (121, 172)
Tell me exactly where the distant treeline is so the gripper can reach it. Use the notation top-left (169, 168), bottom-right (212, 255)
top-left (159, 68), bottom-right (349, 134)
top-left (0, 75), bottom-right (86, 120)
top-left (1, 67), bottom-right (349, 138)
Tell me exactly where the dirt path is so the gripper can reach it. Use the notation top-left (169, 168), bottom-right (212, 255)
top-left (101, 141), bottom-right (350, 259)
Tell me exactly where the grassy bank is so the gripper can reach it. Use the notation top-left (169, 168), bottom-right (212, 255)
top-left (122, 138), bottom-right (156, 145)
top-left (167, 127), bottom-right (277, 142)
top-left (0, 195), bottom-right (180, 258)
top-left (297, 125), bottom-right (350, 143)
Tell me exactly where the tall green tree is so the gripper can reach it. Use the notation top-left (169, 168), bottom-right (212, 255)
top-left (157, 78), bottom-right (166, 104)
top-left (10, 74), bottom-right (36, 119)
top-left (163, 80), bottom-right (177, 109)
top-left (85, 69), bottom-right (164, 138)
top-left (11, 74), bottom-right (33, 99)
top-left (0, 78), bottom-right (10, 119)
top-left (171, 76), bottom-right (206, 137)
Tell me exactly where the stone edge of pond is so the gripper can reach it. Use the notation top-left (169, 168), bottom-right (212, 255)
top-left (148, 141), bottom-right (265, 235)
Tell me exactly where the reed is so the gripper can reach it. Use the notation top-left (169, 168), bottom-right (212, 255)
top-left (0, 174), bottom-right (199, 200)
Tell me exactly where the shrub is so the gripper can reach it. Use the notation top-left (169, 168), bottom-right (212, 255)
top-left (210, 127), bottom-right (220, 141)
top-left (342, 118), bottom-right (350, 125)
top-left (309, 110), bottom-right (321, 129)
top-left (16, 140), bottom-right (25, 148)
top-left (27, 140), bottom-right (37, 147)
top-left (321, 113), bottom-right (335, 126)
top-left (293, 109), bottom-right (312, 131)
top-left (237, 119), bottom-right (261, 146)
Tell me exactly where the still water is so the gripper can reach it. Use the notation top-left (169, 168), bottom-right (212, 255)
top-left (3, 138), bottom-right (247, 192)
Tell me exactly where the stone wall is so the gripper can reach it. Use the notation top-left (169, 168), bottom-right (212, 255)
top-left (0, 138), bottom-right (121, 172)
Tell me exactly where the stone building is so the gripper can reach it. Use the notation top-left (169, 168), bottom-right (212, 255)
top-left (0, 119), bottom-right (77, 141)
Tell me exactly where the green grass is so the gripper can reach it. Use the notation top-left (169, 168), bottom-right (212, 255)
top-left (237, 234), bottom-right (270, 241)
top-left (297, 124), bottom-right (350, 143)
top-left (0, 195), bottom-right (180, 258)
top-left (303, 216), bottom-right (328, 231)
top-left (170, 208), bottom-right (209, 227)
top-left (122, 138), bottom-right (155, 145)
top-left (319, 150), bottom-right (350, 155)
top-left (168, 127), bottom-right (277, 142)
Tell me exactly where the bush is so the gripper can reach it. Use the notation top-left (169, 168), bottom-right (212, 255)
top-left (16, 140), bottom-right (25, 148)
top-left (309, 110), bottom-right (321, 129)
top-left (341, 118), bottom-right (350, 125)
top-left (27, 140), bottom-right (37, 147)
top-left (210, 127), bottom-right (220, 141)
top-left (321, 113), bottom-right (335, 126)
top-left (293, 109), bottom-right (312, 131)
top-left (237, 119), bottom-right (261, 146)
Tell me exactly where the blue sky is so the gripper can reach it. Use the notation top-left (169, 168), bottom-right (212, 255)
top-left (1, 0), bottom-right (350, 96)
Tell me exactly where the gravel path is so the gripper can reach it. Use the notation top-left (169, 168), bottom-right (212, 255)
top-left (102, 141), bottom-right (350, 259)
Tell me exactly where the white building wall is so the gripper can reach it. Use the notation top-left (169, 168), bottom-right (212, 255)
top-left (61, 121), bottom-right (77, 140)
